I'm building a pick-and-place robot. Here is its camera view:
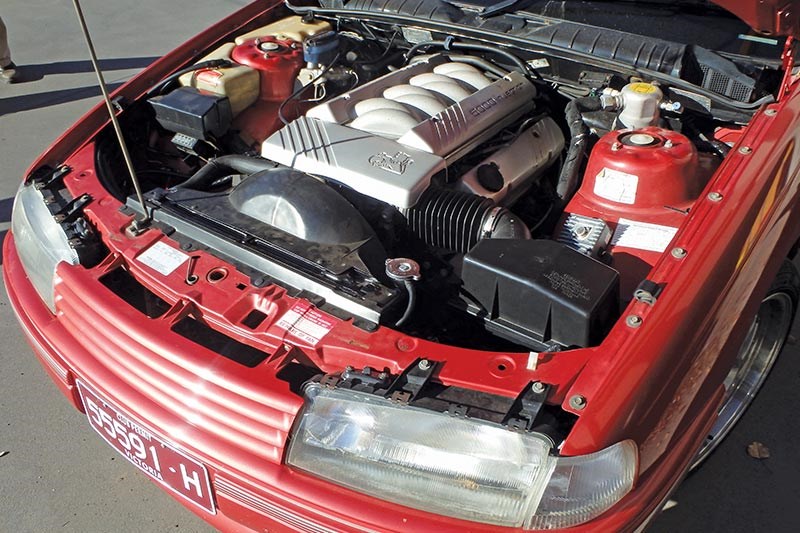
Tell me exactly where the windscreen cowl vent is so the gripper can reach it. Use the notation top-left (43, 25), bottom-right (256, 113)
top-left (699, 64), bottom-right (755, 102)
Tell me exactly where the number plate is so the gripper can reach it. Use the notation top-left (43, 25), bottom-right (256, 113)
top-left (77, 380), bottom-right (216, 514)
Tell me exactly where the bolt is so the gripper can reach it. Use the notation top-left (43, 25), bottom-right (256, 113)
top-left (611, 141), bottom-right (622, 151)
top-left (418, 359), bottom-right (431, 371)
top-left (531, 381), bottom-right (546, 394)
top-left (252, 277), bottom-right (266, 287)
top-left (378, 372), bottom-right (388, 380)
top-left (626, 314), bottom-right (643, 328)
top-left (707, 191), bottom-right (723, 202)
top-left (671, 247), bottom-right (687, 259)
top-left (574, 225), bottom-right (592, 240)
top-left (765, 108), bottom-right (778, 117)
top-left (398, 262), bottom-right (411, 272)
top-left (664, 139), bottom-right (674, 148)
top-left (738, 146), bottom-right (753, 155)
top-left (569, 395), bottom-right (587, 410)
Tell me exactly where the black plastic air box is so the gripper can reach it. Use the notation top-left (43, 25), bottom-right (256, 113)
top-left (149, 87), bottom-right (232, 140)
top-left (461, 239), bottom-right (619, 349)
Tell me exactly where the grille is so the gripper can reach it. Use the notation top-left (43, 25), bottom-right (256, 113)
top-left (54, 267), bottom-right (297, 474)
top-left (215, 476), bottom-right (345, 533)
top-left (700, 64), bottom-right (754, 103)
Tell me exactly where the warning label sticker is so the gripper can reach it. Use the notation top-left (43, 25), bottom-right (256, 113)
top-left (137, 241), bottom-right (189, 276)
top-left (612, 218), bottom-right (679, 253)
top-left (275, 303), bottom-right (337, 346)
top-left (594, 168), bottom-right (639, 205)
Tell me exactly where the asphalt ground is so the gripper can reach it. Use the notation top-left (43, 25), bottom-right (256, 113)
top-left (1, 2), bottom-right (799, 532)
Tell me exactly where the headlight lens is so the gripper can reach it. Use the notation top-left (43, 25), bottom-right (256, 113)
top-left (11, 182), bottom-right (79, 311)
top-left (287, 385), bottom-right (637, 529)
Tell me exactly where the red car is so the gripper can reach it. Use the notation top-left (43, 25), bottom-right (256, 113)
top-left (5, 0), bottom-right (800, 530)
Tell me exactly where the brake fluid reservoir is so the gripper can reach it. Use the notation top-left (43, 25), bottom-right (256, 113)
top-left (178, 43), bottom-right (260, 116)
top-left (620, 83), bottom-right (662, 129)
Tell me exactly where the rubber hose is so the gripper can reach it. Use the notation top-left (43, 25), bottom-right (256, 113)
top-left (146, 59), bottom-right (233, 97)
top-left (394, 280), bottom-right (417, 327)
top-left (556, 96), bottom-right (602, 204)
top-left (176, 155), bottom-right (275, 190)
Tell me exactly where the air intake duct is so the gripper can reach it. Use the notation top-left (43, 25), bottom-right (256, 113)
top-left (403, 188), bottom-right (530, 253)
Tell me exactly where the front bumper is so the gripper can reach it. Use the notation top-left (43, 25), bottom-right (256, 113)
top-left (3, 232), bottom-right (718, 533)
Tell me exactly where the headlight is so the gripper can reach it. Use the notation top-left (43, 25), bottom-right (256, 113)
top-left (287, 385), bottom-right (637, 529)
top-left (11, 182), bottom-right (79, 311)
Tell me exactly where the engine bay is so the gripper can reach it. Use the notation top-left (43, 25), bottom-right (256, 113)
top-left (92, 8), bottom-right (776, 353)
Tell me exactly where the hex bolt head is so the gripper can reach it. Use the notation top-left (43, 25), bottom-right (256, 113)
top-left (626, 314), bottom-right (643, 328)
top-left (671, 247), bottom-right (687, 259)
top-left (738, 146), bottom-right (753, 155)
top-left (531, 381), bottom-right (546, 394)
top-left (418, 359), bottom-right (431, 370)
top-left (707, 191), bottom-right (723, 202)
top-left (569, 395), bottom-right (587, 410)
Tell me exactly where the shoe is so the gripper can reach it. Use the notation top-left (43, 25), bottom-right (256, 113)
top-left (1, 61), bottom-right (19, 83)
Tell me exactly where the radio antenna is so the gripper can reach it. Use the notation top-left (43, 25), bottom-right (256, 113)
top-left (71, 0), bottom-right (151, 233)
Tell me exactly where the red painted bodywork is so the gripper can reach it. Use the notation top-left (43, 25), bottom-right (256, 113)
top-left (563, 127), bottom-right (710, 299)
top-left (5, 1), bottom-right (800, 531)
top-left (231, 35), bottom-right (305, 142)
top-left (711, 0), bottom-right (800, 37)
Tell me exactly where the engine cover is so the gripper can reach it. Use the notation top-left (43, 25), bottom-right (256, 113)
top-left (261, 55), bottom-right (537, 207)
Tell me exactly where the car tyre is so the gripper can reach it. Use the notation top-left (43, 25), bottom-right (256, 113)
top-left (692, 259), bottom-right (800, 468)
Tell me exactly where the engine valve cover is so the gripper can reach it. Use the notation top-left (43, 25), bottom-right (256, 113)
top-left (261, 55), bottom-right (537, 207)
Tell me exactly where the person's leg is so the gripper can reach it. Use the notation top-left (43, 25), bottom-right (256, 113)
top-left (0, 17), bottom-right (11, 66)
top-left (0, 17), bottom-right (18, 83)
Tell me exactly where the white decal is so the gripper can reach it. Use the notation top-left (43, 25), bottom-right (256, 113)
top-left (594, 168), bottom-right (639, 205)
top-left (137, 241), bottom-right (189, 276)
top-left (611, 218), bottom-right (679, 253)
top-left (275, 304), bottom-right (336, 346)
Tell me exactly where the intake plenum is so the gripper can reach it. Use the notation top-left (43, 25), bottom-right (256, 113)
top-left (403, 188), bottom-right (530, 253)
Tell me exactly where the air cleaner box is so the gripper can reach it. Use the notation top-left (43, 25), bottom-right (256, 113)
top-left (461, 239), bottom-right (619, 348)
